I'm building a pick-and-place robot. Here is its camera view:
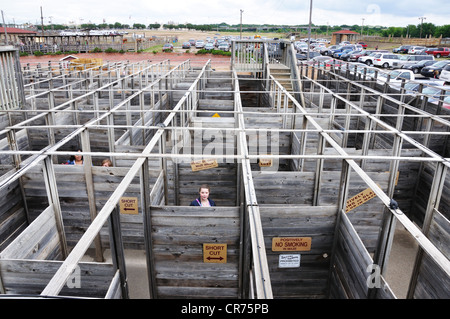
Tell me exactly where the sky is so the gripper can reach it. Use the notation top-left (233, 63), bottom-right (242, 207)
top-left (1, 0), bottom-right (449, 28)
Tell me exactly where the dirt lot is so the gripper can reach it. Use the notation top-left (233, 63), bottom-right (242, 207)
top-left (18, 29), bottom-right (251, 69)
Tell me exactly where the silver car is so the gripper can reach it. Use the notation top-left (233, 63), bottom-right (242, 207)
top-left (218, 42), bottom-right (230, 51)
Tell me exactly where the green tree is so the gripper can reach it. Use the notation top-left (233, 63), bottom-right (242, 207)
top-left (435, 25), bottom-right (450, 37)
top-left (419, 22), bottom-right (436, 38)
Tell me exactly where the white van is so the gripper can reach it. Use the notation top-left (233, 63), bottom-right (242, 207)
top-left (372, 53), bottom-right (401, 68)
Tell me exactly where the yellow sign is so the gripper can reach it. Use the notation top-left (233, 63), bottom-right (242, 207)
top-left (203, 243), bottom-right (227, 263)
top-left (272, 237), bottom-right (312, 252)
top-left (119, 197), bottom-right (139, 215)
top-left (212, 113), bottom-right (221, 118)
top-left (259, 155), bottom-right (272, 167)
top-left (345, 187), bottom-right (377, 213)
top-left (190, 159), bottom-right (218, 172)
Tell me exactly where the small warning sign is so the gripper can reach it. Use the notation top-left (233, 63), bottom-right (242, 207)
top-left (259, 155), bottom-right (273, 167)
top-left (278, 254), bottom-right (301, 268)
top-left (272, 237), bottom-right (311, 252)
top-left (119, 197), bottom-right (139, 215)
top-left (190, 159), bottom-right (218, 172)
top-left (203, 243), bottom-right (227, 263)
top-left (212, 113), bottom-right (221, 118)
top-left (345, 187), bottom-right (377, 213)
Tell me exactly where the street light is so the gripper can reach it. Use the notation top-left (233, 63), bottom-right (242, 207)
top-left (419, 16), bottom-right (426, 38)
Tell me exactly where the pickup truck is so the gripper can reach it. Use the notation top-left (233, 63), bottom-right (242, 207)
top-left (425, 47), bottom-right (450, 58)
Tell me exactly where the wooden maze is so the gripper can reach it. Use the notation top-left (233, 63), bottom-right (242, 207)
top-left (0, 42), bottom-right (449, 299)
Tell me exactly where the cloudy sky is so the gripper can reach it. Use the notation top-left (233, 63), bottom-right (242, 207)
top-left (2, 0), bottom-right (449, 27)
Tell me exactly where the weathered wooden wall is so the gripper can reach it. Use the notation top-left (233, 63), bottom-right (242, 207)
top-left (259, 205), bottom-right (337, 298)
top-left (0, 259), bottom-right (121, 298)
top-left (0, 202), bottom-right (121, 298)
top-left (0, 205), bottom-right (62, 260)
top-left (329, 210), bottom-right (395, 299)
top-left (253, 170), bottom-right (391, 252)
top-left (21, 164), bottom-right (163, 249)
top-left (0, 170), bottom-right (28, 252)
top-left (412, 209), bottom-right (450, 298)
top-left (146, 205), bottom-right (242, 298)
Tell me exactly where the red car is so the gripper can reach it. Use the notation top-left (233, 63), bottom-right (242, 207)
top-left (349, 51), bottom-right (366, 62)
top-left (425, 47), bottom-right (450, 58)
top-left (357, 42), bottom-right (368, 49)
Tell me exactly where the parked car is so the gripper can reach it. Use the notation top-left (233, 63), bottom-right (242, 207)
top-left (301, 56), bottom-right (343, 68)
top-left (393, 45), bottom-right (411, 54)
top-left (421, 60), bottom-right (450, 78)
top-left (218, 42), bottom-right (230, 51)
top-left (188, 39), bottom-right (196, 46)
top-left (425, 47), bottom-right (450, 58)
top-left (401, 79), bottom-right (443, 93)
top-left (340, 50), bottom-right (361, 61)
top-left (420, 85), bottom-right (450, 104)
top-left (372, 53), bottom-right (401, 68)
top-left (316, 38), bottom-right (330, 44)
top-left (295, 42), bottom-right (309, 53)
top-left (401, 59), bottom-right (438, 74)
top-left (334, 49), bottom-right (352, 59)
top-left (348, 50), bottom-right (367, 62)
top-left (377, 69), bottom-right (416, 86)
top-left (311, 42), bottom-right (326, 52)
top-left (320, 45), bottom-right (339, 55)
top-left (439, 64), bottom-right (450, 84)
top-left (358, 50), bottom-right (389, 65)
top-left (296, 51), bottom-right (321, 61)
top-left (195, 40), bottom-right (205, 48)
top-left (373, 53), bottom-right (400, 68)
top-left (408, 46), bottom-right (426, 55)
top-left (204, 42), bottom-right (215, 50)
top-left (162, 43), bottom-right (174, 52)
top-left (330, 45), bottom-right (356, 57)
top-left (392, 54), bottom-right (434, 68)
top-left (357, 42), bottom-right (368, 49)
top-left (182, 42), bottom-right (191, 49)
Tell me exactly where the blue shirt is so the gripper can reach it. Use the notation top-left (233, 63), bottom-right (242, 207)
top-left (190, 198), bottom-right (216, 206)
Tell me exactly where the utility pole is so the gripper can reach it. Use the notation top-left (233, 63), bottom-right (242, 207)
top-left (1, 10), bottom-right (8, 45)
top-left (361, 18), bottom-right (365, 40)
top-left (307, 0), bottom-right (313, 60)
top-left (419, 16), bottom-right (426, 38)
top-left (240, 9), bottom-right (243, 39)
top-left (40, 6), bottom-right (45, 36)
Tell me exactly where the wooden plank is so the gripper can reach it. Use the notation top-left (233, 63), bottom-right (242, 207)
top-left (0, 259), bottom-right (116, 297)
top-left (0, 205), bottom-right (60, 260)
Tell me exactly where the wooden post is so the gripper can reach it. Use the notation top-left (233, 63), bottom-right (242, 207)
top-left (108, 206), bottom-right (129, 299)
top-left (42, 156), bottom-right (68, 258)
top-left (80, 129), bottom-right (104, 262)
top-left (141, 160), bottom-right (158, 298)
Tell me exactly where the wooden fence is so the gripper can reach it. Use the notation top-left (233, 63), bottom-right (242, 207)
top-left (145, 206), bottom-right (242, 298)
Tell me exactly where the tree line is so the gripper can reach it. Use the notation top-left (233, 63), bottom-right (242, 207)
top-left (38, 22), bottom-right (450, 38)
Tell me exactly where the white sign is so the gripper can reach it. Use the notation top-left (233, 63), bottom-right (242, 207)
top-left (278, 254), bottom-right (301, 268)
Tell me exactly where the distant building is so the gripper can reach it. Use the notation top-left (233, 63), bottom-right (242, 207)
top-left (0, 27), bottom-right (37, 45)
top-left (331, 30), bottom-right (360, 45)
